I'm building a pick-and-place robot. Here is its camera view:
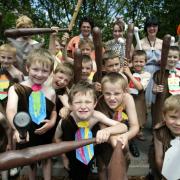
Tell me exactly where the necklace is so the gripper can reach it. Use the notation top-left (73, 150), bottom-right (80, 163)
top-left (147, 37), bottom-right (156, 51)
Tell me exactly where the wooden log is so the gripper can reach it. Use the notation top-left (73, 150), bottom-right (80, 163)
top-left (4, 28), bottom-right (69, 38)
top-left (74, 48), bottom-right (82, 83)
top-left (0, 138), bottom-right (95, 170)
top-left (108, 141), bottom-right (128, 180)
top-left (125, 24), bottom-right (134, 61)
top-left (93, 27), bottom-right (102, 82)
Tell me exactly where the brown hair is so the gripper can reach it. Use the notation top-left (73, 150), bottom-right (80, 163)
top-left (26, 48), bottom-right (54, 71)
top-left (163, 94), bottom-right (180, 115)
top-left (16, 15), bottom-right (33, 28)
top-left (102, 50), bottom-right (119, 65)
top-left (0, 44), bottom-right (16, 56)
top-left (101, 72), bottom-right (128, 92)
top-left (132, 50), bottom-right (147, 62)
top-left (54, 62), bottom-right (74, 80)
top-left (68, 81), bottom-right (97, 105)
top-left (113, 18), bottom-right (125, 32)
top-left (79, 38), bottom-right (94, 50)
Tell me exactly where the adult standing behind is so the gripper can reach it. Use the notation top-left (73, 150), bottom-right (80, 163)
top-left (136, 15), bottom-right (163, 106)
top-left (8, 15), bottom-right (42, 76)
top-left (67, 16), bottom-right (94, 58)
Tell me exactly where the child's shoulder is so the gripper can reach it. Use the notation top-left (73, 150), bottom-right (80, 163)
top-left (10, 65), bottom-right (23, 77)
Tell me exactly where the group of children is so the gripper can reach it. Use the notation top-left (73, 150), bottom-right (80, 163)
top-left (0, 14), bottom-right (180, 180)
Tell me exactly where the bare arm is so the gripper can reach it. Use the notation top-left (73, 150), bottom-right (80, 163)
top-left (123, 93), bottom-right (139, 140)
top-left (154, 132), bottom-right (164, 173)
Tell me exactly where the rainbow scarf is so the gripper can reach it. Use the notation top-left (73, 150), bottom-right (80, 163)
top-left (113, 105), bottom-right (128, 122)
top-left (75, 121), bottom-right (94, 165)
top-left (29, 84), bottom-right (46, 125)
top-left (0, 74), bottom-right (9, 100)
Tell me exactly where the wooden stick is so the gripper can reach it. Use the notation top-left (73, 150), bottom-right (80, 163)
top-left (125, 24), bottom-right (134, 61)
top-left (68, 0), bottom-right (84, 31)
top-left (108, 142), bottom-right (128, 180)
top-left (0, 138), bottom-right (95, 170)
top-left (74, 48), bottom-right (82, 83)
top-left (93, 27), bottom-right (102, 82)
top-left (4, 28), bottom-right (69, 38)
top-left (160, 34), bottom-right (171, 84)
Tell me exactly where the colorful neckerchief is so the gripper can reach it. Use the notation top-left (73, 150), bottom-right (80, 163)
top-left (0, 74), bottom-right (10, 100)
top-left (168, 69), bottom-right (180, 95)
top-left (129, 73), bottom-right (141, 95)
top-left (29, 84), bottom-right (46, 125)
top-left (75, 121), bottom-right (94, 165)
top-left (113, 105), bottom-right (128, 123)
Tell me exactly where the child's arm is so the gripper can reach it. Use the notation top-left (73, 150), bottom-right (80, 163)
top-left (154, 132), bottom-right (164, 173)
top-left (123, 66), bottom-right (143, 91)
top-left (122, 93), bottom-right (139, 140)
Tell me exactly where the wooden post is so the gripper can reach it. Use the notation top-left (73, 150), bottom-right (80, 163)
top-left (125, 24), bottom-right (134, 62)
top-left (74, 48), bottom-right (82, 83)
top-left (93, 27), bottom-right (102, 82)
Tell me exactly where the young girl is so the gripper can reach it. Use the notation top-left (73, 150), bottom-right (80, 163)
top-left (6, 48), bottom-right (57, 180)
top-left (154, 94), bottom-right (180, 179)
top-left (96, 72), bottom-right (139, 180)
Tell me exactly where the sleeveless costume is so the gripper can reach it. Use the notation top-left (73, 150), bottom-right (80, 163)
top-left (61, 115), bottom-right (99, 180)
top-left (14, 83), bottom-right (55, 148)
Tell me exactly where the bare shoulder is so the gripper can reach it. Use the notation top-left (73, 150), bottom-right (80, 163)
top-left (10, 66), bottom-right (23, 78)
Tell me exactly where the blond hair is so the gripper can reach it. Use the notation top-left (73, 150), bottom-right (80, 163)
top-left (101, 72), bottom-right (128, 92)
top-left (102, 50), bottom-right (119, 65)
top-left (16, 15), bottom-right (33, 28)
top-left (26, 48), bottom-right (54, 71)
top-left (0, 44), bottom-right (16, 56)
top-left (68, 81), bottom-right (97, 105)
top-left (54, 62), bottom-right (74, 80)
top-left (79, 38), bottom-right (94, 50)
top-left (163, 95), bottom-right (180, 115)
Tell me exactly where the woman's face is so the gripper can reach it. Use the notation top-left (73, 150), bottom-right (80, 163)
top-left (113, 24), bottom-right (124, 40)
top-left (147, 25), bottom-right (158, 37)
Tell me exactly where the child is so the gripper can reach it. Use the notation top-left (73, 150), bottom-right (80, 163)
top-left (0, 44), bottom-right (23, 150)
top-left (54, 81), bottom-right (128, 180)
top-left (81, 54), bottom-right (94, 82)
top-left (154, 94), bottom-right (180, 179)
top-left (123, 50), bottom-right (151, 140)
top-left (6, 48), bottom-right (57, 180)
top-left (79, 38), bottom-right (97, 72)
top-left (152, 46), bottom-right (180, 126)
top-left (96, 72), bottom-right (139, 180)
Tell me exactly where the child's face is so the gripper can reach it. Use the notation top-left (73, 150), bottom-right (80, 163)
top-left (0, 51), bottom-right (15, 69)
top-left (27, 62), bottom-right (51, 85)
top-left (164, 110), bottom-right (180, 136)
top-left (166, 50), bottom-right (179, 69)
top-left (113, 24), bottom-right (123, 40)
top-left (104, 57), bottom-right (120, 73)
top-left (70, 91), bottom-right (96, 121)
top-left (82, 62), bottom-right (92, 80)
top-left (81, 44), bottom-right (92, 56)
top-left (132, 55), bottom-right (146, 73)
top-left (103, 81), bottom-right (124, 110)
top-left (52, 72), bottom-right (70, 89)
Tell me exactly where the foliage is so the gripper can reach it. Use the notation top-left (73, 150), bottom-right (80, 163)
top-left (0, 0), bottom-right (178, 44)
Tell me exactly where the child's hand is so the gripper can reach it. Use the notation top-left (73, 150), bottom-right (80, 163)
top-left (123, 66), bottom-right (132, 76)
top-left (59, 107), bottom-right (70, 119)
top-left (94, 82), bottom-right (102, 92)
top-left (13, 130), bottom-right (29, 144)
top-left (153, 84), bottom-right (164, 93)
top-left (115, 133), bottom-right (128, 149)
top-left (96, 129), bottom-right (110, 144)
top-left (51, 26), bottom-right (60, 35)
top-left (62, 154), bottom-right (70, 171)
top-left (34, 120), bottom-right (53, 135)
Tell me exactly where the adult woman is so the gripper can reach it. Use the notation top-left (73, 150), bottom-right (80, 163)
top-left (136, 15), bottom-right (163, 106)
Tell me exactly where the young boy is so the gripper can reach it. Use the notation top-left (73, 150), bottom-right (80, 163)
top-left (54, 81), bottom-right (128, 180)
top-left (154, 94), bottom-right (180, 179)
top-left (6, 48), bottom-right (57, 180)
top-left (79, 38), bottom-right (97, 72)
top-left (0, 44), bottom-right (23, 151)
top-left (152, 46), bottom-right (180, 126)
top-left (96, 72), bottom-right (139, 180)
top-left (123, 50), bottom-right (151, 140)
